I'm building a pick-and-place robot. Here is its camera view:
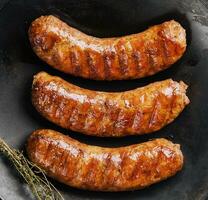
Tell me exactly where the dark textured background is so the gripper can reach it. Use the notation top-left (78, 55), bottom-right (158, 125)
top-left (0, 0), bottom-right (208, 199)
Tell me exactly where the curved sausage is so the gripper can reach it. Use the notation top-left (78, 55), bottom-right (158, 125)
top-left (32, 72), bottom-right (189, 137)
top-left (29, 15), bottom-right (186, 80)
top-left (27, 129), bottom-right (184, 191)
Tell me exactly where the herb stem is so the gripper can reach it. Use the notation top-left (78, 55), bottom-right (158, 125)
top-left (0, 137), bottom-right (64, 200)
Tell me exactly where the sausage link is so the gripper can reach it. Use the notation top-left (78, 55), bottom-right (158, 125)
top-left (32, 72), bottom-right (189, 137)
top-left (29, 15), bottom-right (186, 80)
top-left (27, 129), bottom-right (184, 191)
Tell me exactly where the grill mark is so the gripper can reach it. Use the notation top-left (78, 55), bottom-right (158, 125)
top-left (102, 153), bottom-right (110, 184)
top-left (129, 156), bottom-right (143, 180)
top-left (76, 103), bottom-right (90, 131)
top-left (120, 151), bottom-right (126, 169)
top-left (62, 101), bottom-right (75, 129)
top-left (52, 142), bottom-right (63, 175)
top-left (74, 64), bottom-right (81, 75)
top-left (114, 95), bottom-right (126, 131)
top-left (110, 108), bottom-right (122, 135)
top-left (83, 104), bottom-right (93, 132)
top-left (125, 154), bottom-right (138, 181)
top-left (49, 92), bottom-right (59, 118)
top-left (54, 101), bottom-right (61, 120)
top-left (115, 97), bottom-right (126, 131)
top-left (83, 158), bottom-right (98, 185)
top-left (96, 102), bottom-right (106, 134)
top-left (99, 100), bottom-right (111, 134)
top-left (161, 38), bottom-right (170, 61)
top-left (158, 27), bottom-right (170, 62)
top-left (68, 102), bottom-right (78, 128)
top-left (127, 110), bottom-right (136, 133)
top-left (158, 39), bottom-right (166, 68)
top-left (152, 151), bottom-right (161, 179)
top-left (56, 100), bottom-right (67, 125)
top-left (148, 96), bottom-right (159, 129)
top-left (70, 104), bottom-right (83, 129)
top-left (74, 149), bottom-right (84, 182)
top-left (123, 97), bottom-right (135, 133)
top-left (43, 140), bottom-right (53, 165)
top-left (131, 110), bottom-right (143, 132)
top-left (61, 150), bottom-right (71, 178)
top-left (105, 153), bottom-right (116, 186)
top-left (123, 113), bottom-right (133, 133)
top-left (131, 111), bottom-right (138, 131)
top-left (54, 101), bottom-right (61, 119)
top-left (58, 149), bottom-right (67, 175)
top-left (93, 106), bottom-right (105, 134)
top-left (113, 155), bottom-right (122, 186)
top-left (113, 108), bottom-right (123, 133)
top-left (132, 50), bottom-right (142, 72)
top-left (103, 53), bottom-right (111, 79)
top-left (49, 142), bottom-right (60, 174)
top-left (45, 95), bottom-right (57, 118)
top-left (120, 151), bottom-right (129, 180)
top-left (65, 146), bottom-right (78, 181)
top-left (70, 51), bottom-right (81, 75)
top-left (146, 46), bottom-right (157, 73)
top-left (117, 44), bottom-right (128, 76)
top-left (62, 150), bottom-right (74, 181)
top-left (69, 107), bottom-right (79, 127)
top-left (124, 41), bottom-right (134, 77)
top-left (149, 53), bottom-right (156, 70)
top-left (36, 32), bottom-right (59, 51)
top-left (72, 149), bottom-right (84, 180)
top-left (85, 50), bottom-right (98, 78)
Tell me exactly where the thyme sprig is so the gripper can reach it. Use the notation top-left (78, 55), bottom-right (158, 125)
top-left (0, 137), bottom-right (64, 200)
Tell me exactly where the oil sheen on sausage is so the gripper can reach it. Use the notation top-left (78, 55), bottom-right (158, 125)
top-left (29, 15), bottom-right (186, 80)
top-left (27, 129), bottom-right (184, 191)
top-left (32, 72), bottom-right (189, 137)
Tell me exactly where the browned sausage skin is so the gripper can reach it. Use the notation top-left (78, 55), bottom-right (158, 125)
top-left (29, 16), bottom-right (186, 80)
top-left (27, 129), bottom-right (184, 191)
top-left (32, 72), bottom-right (189, 137)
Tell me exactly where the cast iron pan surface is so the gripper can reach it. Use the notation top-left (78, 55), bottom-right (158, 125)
top-left (0, 0), bottom-right (208, 199)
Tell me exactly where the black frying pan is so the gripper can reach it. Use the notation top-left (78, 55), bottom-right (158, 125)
top-left (0, 0), bottom-right (208, 199)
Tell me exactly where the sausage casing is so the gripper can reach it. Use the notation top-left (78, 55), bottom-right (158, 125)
top-left (32, 72), bottom-right (189, 137)
top-left (27, 129), bottom-right (184, 191)
top-left (29, 15), bottom-right (186, 80)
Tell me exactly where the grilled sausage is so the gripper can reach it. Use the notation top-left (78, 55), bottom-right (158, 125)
top-left (27, 129), bottom-right (184, 191)
top-left (32, 72), bottom-right (189, 137)
top-left (29, 15), bottom-right (186, 80)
